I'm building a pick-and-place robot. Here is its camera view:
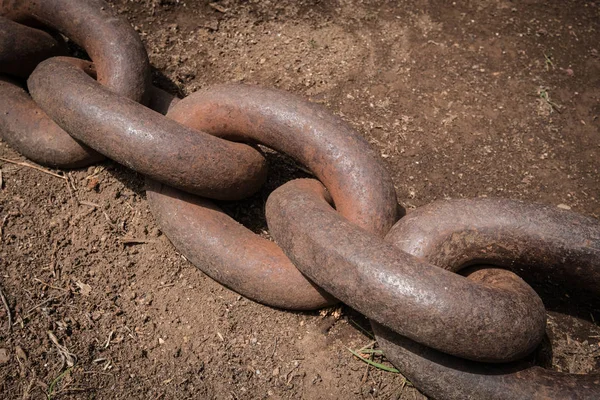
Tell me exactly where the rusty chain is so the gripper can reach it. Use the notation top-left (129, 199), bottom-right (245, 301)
top-left (0, 1), bottom-right (598, 399)
top-left (373, 198), bottom-right (600, 399)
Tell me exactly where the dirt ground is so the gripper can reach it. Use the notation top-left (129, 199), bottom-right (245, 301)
top-left (1, 0), bottom-right (599, 399)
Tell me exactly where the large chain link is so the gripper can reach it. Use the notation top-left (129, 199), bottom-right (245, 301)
top-left (0, 1), bottom-right (598, 399)
top-left (147, 84), bottom-right (397, 309)
top-left (373, 198), bottom-right (600, 399)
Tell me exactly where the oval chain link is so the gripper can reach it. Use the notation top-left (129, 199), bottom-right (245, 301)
top-left (265, 179), bottom-right (548, 362)
top-left (375, 198), bottom-right (600, 399)
top-left (147, 84), bottom-right (399, 309)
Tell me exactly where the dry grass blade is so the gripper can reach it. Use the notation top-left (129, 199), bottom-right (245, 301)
top-left (47, 331), bottom-right (77, 369)
top-left (0, 157), bottom-right (67, 180)
top-left (0, 285), bottom-right (12, 332)
top-left (347, 344), bottom-right (400, 373)
top-left (34, 278), bottom-right (68, 292)
top-left (0, 214), bottom-right (8, 243)
top-left (17, 296), bottom-right (57, 325)
top-left (209, 2), bottom-right (228, 12)
top-left (119, 237), bottom-right (154, 244)
top-left (79, 201), bottom-right (100, 209)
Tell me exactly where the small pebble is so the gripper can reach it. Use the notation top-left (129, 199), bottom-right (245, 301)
top-left (0, 348), bottom-right (9, 364)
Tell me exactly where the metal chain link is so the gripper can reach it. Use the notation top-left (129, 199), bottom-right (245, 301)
top-left (375, 198), bottom-right (600, 399)
top-left (0, 1), bottom-right (598, 399)
top-left (0, 17), bottom-right (103, 167)
top-left (147, 84), bottom-right (398, 309)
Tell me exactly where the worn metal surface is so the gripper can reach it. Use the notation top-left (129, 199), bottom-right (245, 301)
top-left (165, 84), bottom-right (399, 237)
top-left (146, 84), bottom-right (398, 309)
top-left (0, 17), bottom-right (102, 167)
top-left (4, 3), bottom-right (594, 396)
top-left (147, 85), bottom-right (181, 116)
top-left (0, 16), bottom-right (64, 77)
top-left (265, 179), bottom-right (547, 362)
top-left (0, 0), bottom-right (152, 168)
top-left (374, 323), bottom-right (599, 400)
top-left (0, 0), bottom-right (150, 103)
top-left (0, 29), bottom-right (177, 168)
top-left (385, 198), bottom-right (600, 292)
top-left (0, 74), bottom-right (103, 168)
top-left (375, 198), bottom-right (600, 400)
top-left (146, 181), bottom-right (336, 310)
top-left (28, 58), bottom-right (267, 200)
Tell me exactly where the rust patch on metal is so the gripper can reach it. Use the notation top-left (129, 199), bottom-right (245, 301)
top-left (28, 58), bottom-right (267, 199)
top-left (0, 75), bottom-right (103, 168)
top-left (265, 179), bottom-right (547, 362)
top-left (165, 84), bottom-right (399, 237)
top-left (1, 0), bottom-right (151, 103)
top-left (375, 198), bottom-right (600, 400)
top-left (147, 180), bottom-right (336, 310)
top-left (0, 16), bottom-right (102, 167)
top-left (146, 84), bottom-right (398, 309)
top-left (374, 322), bottom-right (600, 400)
top-left (0, 0), bottom-right (153, 167)
top-left (0, 16), bottom-right (64, 77)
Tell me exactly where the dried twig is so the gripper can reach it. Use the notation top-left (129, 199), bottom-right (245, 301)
top-left (271, 337), bottom-right (278, 358)
top-left (119, 237), bottom-right (154, 244)
top-left (104, 331), bottom-right (114, 348)
top-left (48, 242), bottom-right (59, 278)
top-left (48, 331), bottom-right (77, 369)
top-left (158, 283), bottom-right (175, 289)
top-left (361, 352), bottom-right (372, 383)
top-left (0, 214), bottom-right (9, 243)
top-left (33, 277), bottom-right (69, 292)
top-left (0, 157), bottom-right (67, 181)
top-left (67, 172), bottom-right (77, 191)
top-left (79, 201), bottom-right (100, 209)
top-left (209, 2), bottom-right (228, 12)
top-left (0, 285), bottom-right (12, 332)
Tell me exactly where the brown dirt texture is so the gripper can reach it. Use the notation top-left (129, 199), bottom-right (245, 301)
top-left (1, 0), bottom-right (600, 399)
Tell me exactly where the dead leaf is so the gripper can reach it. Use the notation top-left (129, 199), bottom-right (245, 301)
top-left (75, 281), bottom-right (92, 296)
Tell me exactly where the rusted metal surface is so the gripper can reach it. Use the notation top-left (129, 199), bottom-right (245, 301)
top-left (147, 85), bottom-right (181, 116)
top-left (0, 74), bottom-right (180, 168)
top-left (0, 0), bottom-right (150, 103)
top-left (385, 198), bottom-right (600, 292)
top-left (4, 4), bottom-right (596, 397)
top-left (265, 179), bottom-right (547, 362)
top-left (0, 16), bottom-right (101, 167)
top-left (146, 84), bottom-right (398, 309)
top-left (0, 75), bottom-right (103, 168)
top-left (165, 84), bottom-right (399, 237)
top-left (0, 30), bottom-right (176, 168)
top-left (28, 58), bottom-right (267, 200)
top-left (374, 323), bottom-right (599, 400)
top-left (375, 198), bottom-right (600, 400)
top-left (0, 0), bottom-right (152, 168)
top-left (0, 16), bottom-right (64, 77)
top-left (146, 180), bottom-right (336, 310)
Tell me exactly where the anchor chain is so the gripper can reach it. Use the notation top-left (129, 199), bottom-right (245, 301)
top-left (0, 1), bottom-right (598, 398)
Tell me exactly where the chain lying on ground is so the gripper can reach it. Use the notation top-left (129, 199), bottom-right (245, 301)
top-left (373, 199), bottom-right (600, 399)
top-left (0, 1), bottom-right (598, 399)
top-left (147, 84), bottom-right (397, 309)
